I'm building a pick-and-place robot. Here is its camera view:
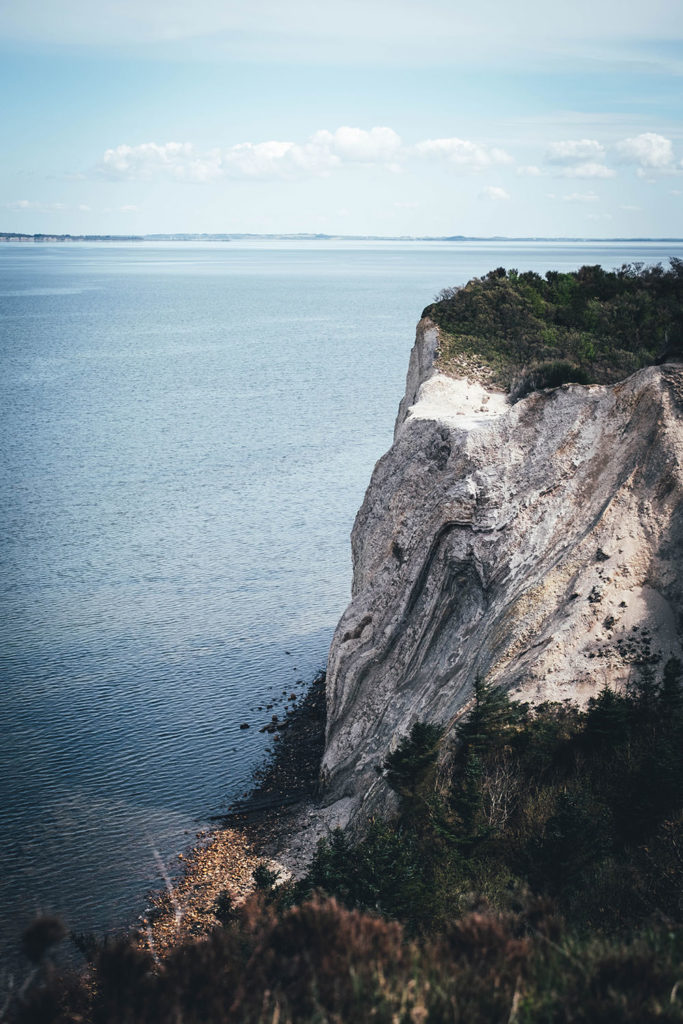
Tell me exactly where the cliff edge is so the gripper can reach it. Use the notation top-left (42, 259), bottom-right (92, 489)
top-left (320, 317), bottom-right (683, 823)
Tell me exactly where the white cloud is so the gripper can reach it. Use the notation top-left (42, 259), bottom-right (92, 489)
top-left (120, 204), bottom-right (139, 212)
top-left (614, 132), bottom-right (675, 170)
top-left (100, 142), bottom-right (207, 180)
top-left (558, 162), bottom-right (616, 179)
top-left (78, 203), bottom-right (91, 211)
top-left (226, 141), bottom-right (317, 178)
top-left (97, 128), bottom-right (517, 182)
top-left (543, 140), bottom-right (616, 180)
top-left (546, 139), bottom-right (605, 164)
top-left (542, 140), bottom-right (617, 180)
top-left (316, 126), bottom-right (402, 162)
top-left (4, 199), bottom-right (67, 211)
top-left (414, 137), bottom-right (513, 170)
top-left (478, 186), bottom-right (510, 201)
top-left (517, 165), bottom-right (543, 176)
top-left (232, 126), bottom-right (401, 177)
top-left (98, 128), bottom-right (405, 182)
top-left (562, 192), bottom-right (600, 202)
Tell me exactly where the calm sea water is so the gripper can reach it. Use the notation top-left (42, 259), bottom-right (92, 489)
top-left (1, 239), bottom-right (682, 962)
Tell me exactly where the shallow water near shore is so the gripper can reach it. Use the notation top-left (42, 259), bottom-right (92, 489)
top-left (2, 238), bottom-right (682, 966)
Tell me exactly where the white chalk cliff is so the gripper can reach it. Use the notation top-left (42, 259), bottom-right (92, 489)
top-left (319, 317), bottom-right (683, 823)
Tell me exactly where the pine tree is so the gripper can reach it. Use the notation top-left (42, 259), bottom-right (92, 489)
top-left (382, 722), bottom-right (443, 802)
top-left (660, 657), bottom-right (683, 717)
top-left (447, 677), bottom-right (525, 850)
top-left (584, 685), bottom-right (631, 752)
top-left (456, 675), bottom-right (524, 758)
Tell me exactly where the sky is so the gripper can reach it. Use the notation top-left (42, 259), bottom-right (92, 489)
top-left (1, 0), bottom-right (682, 237)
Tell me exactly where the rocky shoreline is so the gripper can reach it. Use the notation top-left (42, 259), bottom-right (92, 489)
top-left (140, 672), bottom-right (327, 958)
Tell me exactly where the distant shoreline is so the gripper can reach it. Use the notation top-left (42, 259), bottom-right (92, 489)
top-left (2, 232), bottom-right (683, 244)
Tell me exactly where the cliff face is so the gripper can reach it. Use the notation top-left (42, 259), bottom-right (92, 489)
top-left (321, 317), bottom-right (683, 820)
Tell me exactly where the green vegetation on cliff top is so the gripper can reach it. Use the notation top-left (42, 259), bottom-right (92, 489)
top-left (423, 259), bottom-right (683, 394)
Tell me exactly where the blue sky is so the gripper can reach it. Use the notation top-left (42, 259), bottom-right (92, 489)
top-left (2, 0), bottom-right (682, 236)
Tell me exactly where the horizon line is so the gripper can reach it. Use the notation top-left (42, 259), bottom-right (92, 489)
top-left (2, 231), bottom-right (683, 244)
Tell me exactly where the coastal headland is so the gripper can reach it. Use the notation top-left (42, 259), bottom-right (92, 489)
top-left (141, 261), bottom-right (683, 956)
top-left (6, 262), bottom-right (683, 1022)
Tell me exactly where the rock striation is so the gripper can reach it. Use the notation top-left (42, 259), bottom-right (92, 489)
top-left (320, 317), bottom-right (683, 824)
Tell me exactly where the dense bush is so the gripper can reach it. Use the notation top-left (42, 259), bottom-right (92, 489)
top-left (424, 259), bottom-right (683, 392)
top-left (509, 360), bottom-right (593, 402)
top-left (8, 663), bottom-right (682, 1022)
top-left (305, 666), bottom-right (683, 935)
top-left (11, 897), bottom-right (683, 1023)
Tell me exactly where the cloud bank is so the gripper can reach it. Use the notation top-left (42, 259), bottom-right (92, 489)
top-left (546, 139), bottom-right (606, 164)
top-left (412, 138), bottom-right (512, 169)
top-left (97, 128), bottom-right (513, 182)
top-left (96, 127), bottom-right (681, 187)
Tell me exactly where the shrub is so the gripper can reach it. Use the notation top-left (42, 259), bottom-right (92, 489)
top-left (425, 259), bottom-right (683, 391)
top-left (7, 661), bottom-right (683, 1022)
top-left (509, 360), bottom-right (592, 402)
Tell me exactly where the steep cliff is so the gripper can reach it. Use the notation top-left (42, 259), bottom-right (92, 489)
top-left (320, 317), bottom-right (683, 822)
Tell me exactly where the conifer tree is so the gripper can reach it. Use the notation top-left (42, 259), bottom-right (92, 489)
top-left (447, 677), bottom-right (525, 848)
top-left (584, 685), bottom-right (631, 751)
top-left (660, 656), bottom-right (683, 717)
top-left (456, 675), bottom-right (524, 758)
top-left (382, 721), bottom-right (443, 803)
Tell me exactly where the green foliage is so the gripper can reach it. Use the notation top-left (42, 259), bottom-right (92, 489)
top-left (456, 674), bottom-right (526, 756)
top-left (300, 821), bottom-right (437, 928)
top-left (305, 666), bottom-right (683, 934)
top-left (381, 721), bottom-right (443, 801)
top-left (252, 863), bottom-right (281, 893)
top-left (661, 657), bottom-right (683, 715)
top-left (583, 685), bottom-right (631, 750)
top-left (7, 664), bottom-right (683, 1023)
top-left (425, 259), bottom-right (683, 393)
top-left (212, 890), bottom-right (237, 926)
top-left (509, 360), bottom-right (593, 403)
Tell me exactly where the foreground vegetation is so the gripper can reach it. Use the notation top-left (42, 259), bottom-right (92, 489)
top-left (423, 259), bottom-right (683, 394)
top-left (9, 661), bottom-right (682, 1022)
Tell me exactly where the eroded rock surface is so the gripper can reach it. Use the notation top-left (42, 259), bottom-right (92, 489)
top-left (321, 317), bottom-right (683, 822)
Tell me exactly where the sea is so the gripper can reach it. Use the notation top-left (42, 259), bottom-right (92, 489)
top-left (1, 238), bottom-right (682, 966)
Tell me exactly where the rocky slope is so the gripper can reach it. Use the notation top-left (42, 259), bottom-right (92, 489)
top-left (319, 317), bottom-right (683, 824)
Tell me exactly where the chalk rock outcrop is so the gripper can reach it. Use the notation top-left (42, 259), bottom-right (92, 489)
top-left (321, 317), bottom-right (683, 819)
